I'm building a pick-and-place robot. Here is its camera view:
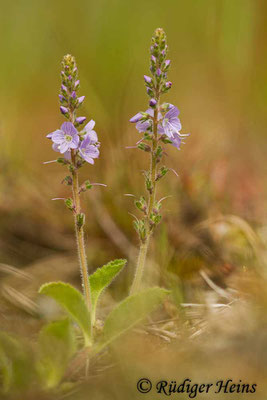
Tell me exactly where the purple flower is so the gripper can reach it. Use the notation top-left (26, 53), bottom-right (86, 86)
top-left (144, 75), bottom-right (152, 83)
top-left (170, 132), bottom-right (190, 149)
top-left (79, 134), bottom-right (100, 164)
top-left (76, 116), bottom-right (86, 124)
top-left (59, 94), bottom-right (65, 102)
top-left (61, 84), bottom-right (67, 92)
top-left (165, 81), bottom-right (172, 88)
top-left (71, 91), bottom-right (76, 99)
top-left (131, 108), bottom-right (162, 133)
top-left (165, 60), bottom-right (171, 67)
top-left (156, 68), bottom-right (161, 76)
top-left (151, 55), bottom-right (156, 63)
top-left (136, 119), bottom-right (151, 133)
top-left (60, 106), bottom-right (68, 115)
top-left (52, 143), bottom-right (71, 159)
top-left (50, 122), bottom-right (79, 153)
top-left (158, 105), bottom-right (181, 138)
top-left (74, 80), bottom-right (80, 88)
top-left (136, 109), bottom-right (163, 133)
top-left (135, 108), bottom-right (154, 132)
top-left (81, 120), bottom-right (98, 143)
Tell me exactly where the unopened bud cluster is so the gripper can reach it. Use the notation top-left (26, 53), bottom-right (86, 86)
top-left (144, 28), bottom-right (172, 105)
top-left (59, 54), bottom-right (86, 125)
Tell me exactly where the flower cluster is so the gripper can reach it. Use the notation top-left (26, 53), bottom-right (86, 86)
top-left (130, 28), bottom-right (189, 150)
top-left (46, 54), bottom-right (100, 165)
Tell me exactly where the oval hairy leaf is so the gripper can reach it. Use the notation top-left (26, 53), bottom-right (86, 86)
top-left (39, 282), bottom-right (91, 346)
top-left (89, 259), bottom-right (127, 324)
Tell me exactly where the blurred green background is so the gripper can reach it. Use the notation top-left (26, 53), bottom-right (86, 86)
top-left (1, 1), bottom-right (267, 398)
top-left (0, 0), bottom-right (266, 268)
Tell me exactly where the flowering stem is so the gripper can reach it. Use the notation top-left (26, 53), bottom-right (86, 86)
top-left (69, 103), bottom-right (92, 320)
top-left (130, 97), bottom-right (160, 294)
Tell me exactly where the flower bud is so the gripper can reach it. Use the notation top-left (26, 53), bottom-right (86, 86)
top-left (130, 112), bottom-right (142, 123)
top-left (144, 75), bottom-right (152, 84)
top-left (76, 213), bottom-right (85, 229)
top-left (76, 116), bottom-right (86, 124)
top-left (78, 95), bottom-right (85, 104)
top-left (149, 98), bottom-right (157, 107)
top-left (65, 198), bottom-right (74, 211)
top-left (138, 143), bottom-right (151, 152)
top-left (60, 106), bottom-right (68, 115)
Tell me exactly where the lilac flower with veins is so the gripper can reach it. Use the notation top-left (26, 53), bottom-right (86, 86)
top-left (158, 104), bottom-right (182, 138)
top-left (169, 132), bottom-right (186, 150)
top-left (79, 134), bottom-right (100, 164)
top-left (50, 122), bottom-right (79, 153)
top-left (130, 108), bottom-right (162, 133)
top-left (52, 142), bottom-right (71, 159)
top-left (81, 119), bottom-right (98, 143)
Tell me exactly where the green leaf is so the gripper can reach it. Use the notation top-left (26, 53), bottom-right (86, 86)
top-left (0, 332), bottom-right (36, 393)
top-left (37, 319), bottom-right (76, 389)
top-left (39, 282), bottom-right (91, 346)
top-left (95, 287), bottom-right (168, 352)
top-left (89, 259), bottom-right (127, 324)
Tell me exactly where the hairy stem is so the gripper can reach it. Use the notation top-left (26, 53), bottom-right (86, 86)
top-left (130, 98), bottom-right (159, 294)
top-left (130, 239), bottom-right (150, 294)
top-left (71, 163), bottom-right (91, 313)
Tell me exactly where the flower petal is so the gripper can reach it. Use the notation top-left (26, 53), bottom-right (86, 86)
top-left (84, 145), bottom-right (100, 159)
top-left (165, 105), bottom-right (180, 119)
top-left (61, 122), bottom-right (77, 136)
top-left (87, 130), bottom-right (98, 143)
top-left (83, 156), bottom-right (94, 164)
top-left (47, 129), bottom-right (61, 139)
top-left (52, 130), bottom-right (65, 144)
top-left (59, 141), bottom-right (69, 153)
top-left (52, 143), bottom-right (71, 159)
top-left (168, 117), bottom-right (182, 132)
top-left (85, 119), bottom-right (95, 132)
top-left (71, 134), bottom-right (80, 148)
top-left (136, 120), bottom-right (151, 133)
top-left (170, 133), bottom-right (182, 149)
